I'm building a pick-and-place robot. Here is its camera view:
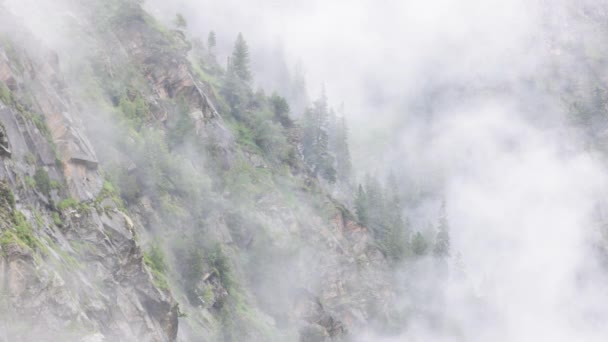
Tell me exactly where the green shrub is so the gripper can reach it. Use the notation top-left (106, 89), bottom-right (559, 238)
top-left (118, 94), bottom-right (146, 129)
top-left (24, 176), bottom-right (35, 189)
top-left (207, 244), bottom-right (235, 293)
top-left (34, 169), bottom-right (51, 196)
top-left (0, 181), bottom-right (15, 209)
top-left (12, 211), bottom-right (39, 251)
top-left (57, 198), bottom-right (79, 211)
top-left (144, 244), bottom-right (170, 290)
top-left (145, 244), bottom-right (167, 273)
top-left (52, 212), bottom-right (62, 226)
top-left (0, 82), bottom-right (12, 105)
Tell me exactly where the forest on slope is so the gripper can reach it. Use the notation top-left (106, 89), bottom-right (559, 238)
top-left (1, 0), bottom-right (608, 341)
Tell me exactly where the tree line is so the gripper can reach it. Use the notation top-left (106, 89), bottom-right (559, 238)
top-left (193, 28), bottom-right (450, 264)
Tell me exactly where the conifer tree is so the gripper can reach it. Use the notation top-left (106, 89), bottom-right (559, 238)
top-left (208, 31), bottom-right (217, 51)
top-left (231, 33), bottom-right (252, 82)
top-left (221, 65), bottom-right (249, 119)
top-left (289, 62), bottom-right (309, 116)
top-left (301, 89), bottom-right (336, 182)
top-left (270, 93), bottom-right (293, 128)
top-left (412, 232), bottom-right (428, 256)
top-left (355, 184), bottom-right (368, 225)
top-left (382, 173), bottom-right (410, 260)
top-left (364, 175), bottom-right (386, 238)
top-left (174, 13), bottom-right (187, 28)
top-left (334, 115), bottom-right (352, 184)
top-left (433, 200), bottom-right (450, 258)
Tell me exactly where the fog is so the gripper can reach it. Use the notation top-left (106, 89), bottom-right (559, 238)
top-left (143, 0), bottom-right (608, 340)
top-left (2, 0), bottom-right (608, 340)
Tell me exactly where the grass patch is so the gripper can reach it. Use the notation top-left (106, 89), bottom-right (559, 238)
top-left (144, 244), bottom-right (170, 290)
top-left (52, 212), bottom-right (62, 226)
top-left (57, 198), bottom-right (80, 211)
top-left (1, 211), bottom-right (46, 256)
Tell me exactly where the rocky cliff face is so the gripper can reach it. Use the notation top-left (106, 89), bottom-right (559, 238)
top-left (0, 7), bottom-right (178, 341)
top-left (0, 1), bottom-right (394, 341)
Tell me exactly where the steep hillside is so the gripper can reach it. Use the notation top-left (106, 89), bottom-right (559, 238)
top-left (0, 1), bottom-right (397, 341)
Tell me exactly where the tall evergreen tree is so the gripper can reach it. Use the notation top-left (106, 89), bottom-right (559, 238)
top-left (174, 13), bottom-right (187, 28)
top-left (412, 232), bottom-right (428, 256)
top-left (231, 33), bottom-right (252, 82)
top-left (289, 62), bottom-right (309, 116)
top-left (207, 31), bottom-right (217, 51)
top-left (355, 184), bottom-right (368, 225)
top-left (301, 90), bottom-right (336, 182)
top-left (221, 66), bottom-right (249, 119)
top-left (334, 113), bottom-right (352, 184)
top-left (433, 200), bottom-right (450, 258)
top-left (270, 93), bottom-right (293, 127)
top-left (382, 173), bottom-right (410, 260)
top-left (364, 175), bottom-right (386, 238)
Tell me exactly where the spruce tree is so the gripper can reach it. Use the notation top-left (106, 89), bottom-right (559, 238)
top-left (289, 62), bottom-right (309, 116)
top-left (208, 31), bottom-right (217, 51)
top-left (231, 33), bottom-right (252, 82)
top-left (433, 200), bottom-right (450, 258)
top-left (364, 175), bottom-right (386, 238)
top-left (270, 93), bottom-right (293, 127)
top-left (383, 173), bottom-right (409, 260)
top-left (355, 185), bottom-right (368, 225)
top-left (174, 13), bottom-right (187, 28)
top-left (412, 232), bottom-right (428, 256)
top-left (334, 115), bottom-right (352, 184)
top-left (301, 90), bottom-right (336, 182)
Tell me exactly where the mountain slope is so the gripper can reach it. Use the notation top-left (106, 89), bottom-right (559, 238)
top-left (0, 1), bottom-right (395, 341)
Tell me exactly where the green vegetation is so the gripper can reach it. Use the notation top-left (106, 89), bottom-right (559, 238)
top-left (412, 232), bottom-right (428, 256)
top-left (0, 82), bottom-right (11, 105)
top-left (144, 244), bottom-right (170, 290)
top-left (34, 169), bottom-right (51, 197)
top-left (0, 181), bottom-right (15, 209)
top-left (230, 33), bottom-right (252, 83)
top-left (0, 82), bottom-right (54, 143)
top-left (57, 198), bottom-right (80, 211)
top-left (208, 31), bottom-right (216, 51)
top-left (24, 176), bottom-right (35, 189)
top-left (0, 211), bottom-right (43, 255)
top-left (354, 174), bottom-right (416, 262)
top-left (174, 13), bottom-right (187, 29)
top-left (24, 153), bottom-right (36, 165)
top-left (224, 158), bottom-right (273, 203)
top-left (118, 92), bottom-right (149, 129)
top-left (95, 180), bottom-right (126, 212)
top-left (206, 244), bottom-right (235, 293)
top-left (52, 212), bottom-right (62, 226)
top-left (432, 201), bottom-right (450, 258)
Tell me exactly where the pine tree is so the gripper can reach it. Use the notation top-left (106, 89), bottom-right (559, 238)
top-left (231, 33), bottom-right (252, 82)
top-left (289, 62), bottom-right (309, 116)
top-left (208, 31), bottom-right (217, 51)
top-left (334, 112), bottom-right (352, 184)
top-left (382, 173), bottom-right (410, 260)
top-left (174, 13), bottom-right (187, 29)
top-left (433, 200), bottom-right (450, 258)
top-left (355, 185), bottom-right (368, 225)
top-left (301, 90), bottom-right (336, 182)
top-left (412, 232), bottom-right (428, 256)
top-left (364, 175), bottom-right (386, 238)
top-left (221, 66), bottom-right (249, 119)
top-left (270, 93), bottom-right (293, 128)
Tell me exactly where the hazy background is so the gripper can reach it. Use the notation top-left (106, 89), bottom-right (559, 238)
top-left (142, 0), bottom-right (608, 340)
top-left (145, 0), bottom-right (545, 167)
top-left (3, 0), bottom-right (608, 340)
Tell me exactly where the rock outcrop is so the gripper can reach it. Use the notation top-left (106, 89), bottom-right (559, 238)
top-left (0, 10), bottom-right (178, 341)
